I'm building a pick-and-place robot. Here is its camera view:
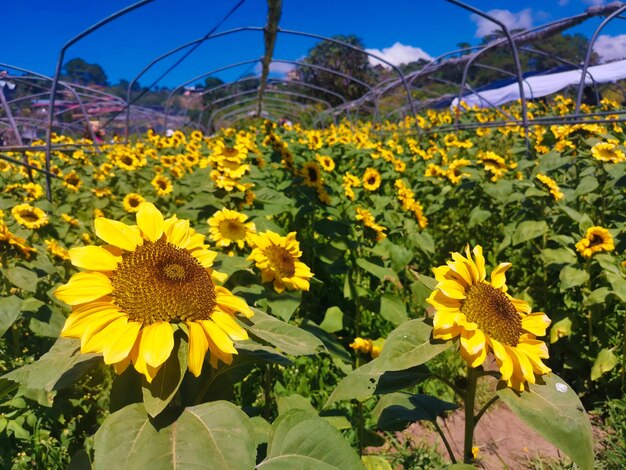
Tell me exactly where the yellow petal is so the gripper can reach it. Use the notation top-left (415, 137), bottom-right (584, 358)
top-left (55, 272), bottom-right (113, 305)
top-left (432, 265), bottom-right (451, 283)
top-left (521, 312), bottom-right (551, 336)
top-left (210, 269), bottom-right (228, 284)
top-left (62, 302), bottom-right (122, 338)
top-left (490, 262), bottom-right (512, 289)
top-left (69, 246), bottom-right (120, 271)
top-left (113, 355), bottom-right (131, 375)
top-left (164, 217), bottom-right (190, 246)
top-left (192, 249), bottom-right (218, 267)
top-left (137, 202), bottom-right (164, 242)
top-left (95, 217), bottom-right (141, 251)
top-left (211, 311), bottom-right (249, 341)
top-left (187, 321), bottom-right (209, 377)
top-left (102, 320), bottom-right (142, 365)
top-left (472, 245), bottom-right (486, 281)
top-left (437, 280), bottom-right (466, 300)
top-left (200, 319), bottom-right (237, 354)
top-left (491, 340), bottom-right (514, 381)
top-left (460, 328), bottom-right (487, 356)
top-left (215, 287), bottom-right (253, 317)
top-left (511, 347), bottom-right (535, 384)
top-left (433, 311), bottom-right (457, 330)
top-left (139, 322), bottom-right (174, 368)
top-left (447, 257), bottom-right (471, 285)
top-left (82, 316), bottom-right (129, 354)
top-left (80, 311), bottom-right (126, 352)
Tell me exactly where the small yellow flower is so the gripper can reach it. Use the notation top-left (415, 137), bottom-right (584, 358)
top-left (12, 204), bottom-right (49, 229)
top-left (151, 174), bottom-right (173, 196)
top-left (362, 168), bottom-right (382, 191)
top-left (208, 208), bottom-right (256, 249)
top-left (536, 173), bottom-right (564, 201)
top-left (591, 142), bottom-right (626, 163)
top-left (575, 226), bottom-right (614, 258)
top-left (123, 193), bottom-right (146, 213)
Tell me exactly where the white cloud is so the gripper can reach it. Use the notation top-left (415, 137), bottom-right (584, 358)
top-left (254, 61), bottom-right (296, 76)
top-left (365, 42), bottom-right (432, 68)
top-left (471, 8), bottom-right (533, 38)
top-left (594, 34), bottom-right (626, 62)
top-left (558, 0), bottom-right (569, 5)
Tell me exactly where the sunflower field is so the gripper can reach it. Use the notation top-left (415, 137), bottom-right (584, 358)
top-left (1, 95), bottom-right (625, 469)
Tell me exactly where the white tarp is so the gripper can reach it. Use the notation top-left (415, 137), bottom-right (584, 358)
top-left (451, 59), bottom-right (626, 109)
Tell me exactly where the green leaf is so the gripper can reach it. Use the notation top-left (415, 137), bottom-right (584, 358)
top-left (483, 180), bottom-right (513, 203)
top-left (591, 349), bottom-right (618, 381)
top-left (372, 392), bottom-right (457, 431)
top-left (94, 401), bottom-right (256, 469)
top-left (376, 319), bottom-right (450, 371)
top-left (250, 416), bottom-right (271, 445)
top-left (497, 373), bottom-right (593, 470)
top-left (379, 294), bottom-right (408, 326)
top-left (142, 331), bottom-right (188, 417)
top-left (0, 295), bottom-right (22, 336)
top-left (540, 248), bottom-right (576, 266)
top-left (550, 317), bottom-right (572, 344)
top-left (1, 338), bottom-right (99, 404)
top-left (583, 287), bottom-right (611, 307)
top-left (29, 307), bottom-right (66, 338)
top-left (258, 409), bottom-right (363, 469)
top-left (265, 290), bottom-right (302, 322)
top-left (575, 175), bottom-right (599, 197)
top-left (537, 152), bottom-right (573, 173)
top-left (605, 272), bottom-right (626, 302)
top-left (511, 220), bottom-right (549, 246)
top-left (277, 394), bottom-right (317, 415)
top-left (559, 266), bottom-right (589, 291)
top-left (319, 307), bottom-right (344, 333)
top-left (3, 267), bottom-right (38, 292)
top-left (410, 270), bottom-right (437, 291)
top-left (467, 207), bottom-right (491, 229)
top-left (356, 258), bottom-right (397, 282)
top-left (325, 360), bottom-right (429, 407)
top-left (247, 309), bottom-right (325, 356)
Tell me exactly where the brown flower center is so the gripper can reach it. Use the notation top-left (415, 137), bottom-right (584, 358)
top-left (219, 219), bottom-right (246, 241)
top-left (460, 282), bottom-right (522, 346)
top-left (110, 239), bottom-right (216, 324)
top-left (265, 245), bottom-right (296, 278)
top-left (589, 234), bottom-right (604, 247)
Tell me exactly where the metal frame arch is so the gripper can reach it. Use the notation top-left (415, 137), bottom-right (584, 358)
top-left (575, 4), bottom-right (626, 114)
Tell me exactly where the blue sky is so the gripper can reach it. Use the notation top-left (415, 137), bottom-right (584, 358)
top-left (3, 0), bottom-right (625, 88)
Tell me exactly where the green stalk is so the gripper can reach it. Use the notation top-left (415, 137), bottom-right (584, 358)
top-left (433, 419), bottom-right (457, 464)
top-left (463, 366), bottom-right (479, 464)
top-left (263, 363), bottom-right (274, 420)
top-left (585, 257), bottom-right (593, 346)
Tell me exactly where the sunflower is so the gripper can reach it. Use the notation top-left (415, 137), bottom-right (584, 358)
top-left (45, 239), bottom-right (70, 261)
top-left (427, 245), bottom-right (551, 391)
top-left (12, 204), bottom-right (49, 229)
top-left (62, 213), bottom-right (80, 227)
top-left (575, 226), bottom-right (614, 258)
top-left (63, 171), bottom-right (82, 192)
top-left (151, 174), bottom-right (173, 196)
top-left (208, 208), bottom-right (256, 249)
top-left (123, 193), bottom-right (146, 213)
top-left (590, 142), bottom-right (626, 163)
top-left (248, 231), bottom-right (313, 293)
top-left (536, 173), bottom-right (564, 201)
top-left (54, 203), bottom-right (253, 382)
top-left (0, 221), bottom-right (36, 258)
top-left (301, 161), bottom-right (322, 187)
top-left (315, 154), bottom-right (336, 172)
top-left (362, 168), bottom-right (382, 191)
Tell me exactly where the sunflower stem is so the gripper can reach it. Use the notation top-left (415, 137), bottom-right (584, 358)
top-left (585, 257), bottom-right (593, 346)
top-left (263, 363), bottom-right (273, 420)
top-left (433, 418), bottom-right (457, 464)
top-left (474, 395), bottom-right (499, 426)
top-left (463, 366), bottom-right (479, 464)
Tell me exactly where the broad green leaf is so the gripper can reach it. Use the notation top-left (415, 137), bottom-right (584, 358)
top-left (1, 338), bottom-right (99, 404)
top-left (467, 207), bottom-right (491, 229)
top-left (549, 317), bottom-right (572, 344)
top-left (277, 394), bottom-right (316, 415)
top-left (407, 230), bottom-right (434, 255)
top-left (591, 349), bottom-right (618, 381)
top-left (3, 267), bottom-right (38, 292)
top-left (372, 392), bottom-right (457, 431)
top-left (483, 180), bottom-right (513, 203)
top-left (94, 401), bottom-right (256, 469)
top-left (559, 266), bottom-right (589, 291)
top-left (574, 176), bottom-right (599, 197)
top-left (410, 270), bottom-right (437, 291)
top-left (540, 248), bottom-right (576, 266)
top-left (214, 254), bottom-right (252, 276)
top-left (511, 220), bottom-right (548, 246)
top-left (319, 306), bottom-right (344, 333)
top-left (299, 324), bottom-right (352, 366)
top-left (356, 258), bottom-right (397, 282)
top-left (537, 152), bottom-right (572, 173)
top-left (583, 287), bottom-right (611, 307)
top-left (250, 416), bottom-right (271, 445)
top-left (0, 295), bottom-right (22, 336)
top-left (325, 361), bottom-right (429, 407)
top-left (29, 306), bottom-right (66, 338)
top-left (376, 319), bottom-right (450, 371)
top-left (594, 254), bottom-right (620, 274)
top-left (605, 272), bottom-right (626, 302)
top-left (497, 374), bottom-right (593, 470)
top-left (379, 294), bottom-right (408, 326)
top-left (265, 290), bottom-right (302, 322)
top-left (142, 331), bottom-right (188, 417)
top-left (361, 455), bottom-right (392, 470)
top-left (247, 309), bottom-right (325, 356)
top-left (258, 409), bottom-right (363, 469)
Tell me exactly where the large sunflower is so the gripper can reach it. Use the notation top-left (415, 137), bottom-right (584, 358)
top-left (575, 226), bottom-right (614, 258)
top-left (54, 203), bottom-right (253, 382)
top-left (427, 245), bottom-right (551, 391)
top-left (208, 208), bottom-right (256, 249)
top-left (248, 231), bottom-right (313, 293)
top-left (362, 167), bottom-right (382, 191)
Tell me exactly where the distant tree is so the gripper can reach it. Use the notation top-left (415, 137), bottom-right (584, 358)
top-left (62, 58), bottom-right (108, 86)
top-left (298, 34), bottom-right (374, 105)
